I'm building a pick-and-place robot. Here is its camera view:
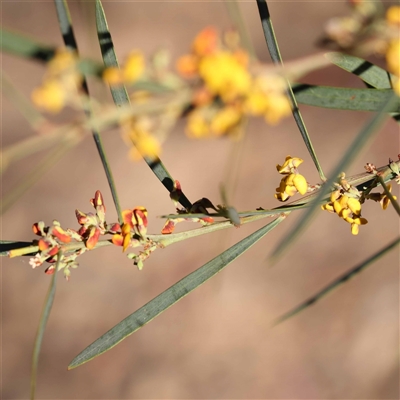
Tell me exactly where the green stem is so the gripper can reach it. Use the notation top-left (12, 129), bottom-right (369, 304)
top-left (30, 251), bottom-right (60, 400)
top-left (224, 0), bottom-right (257, 59)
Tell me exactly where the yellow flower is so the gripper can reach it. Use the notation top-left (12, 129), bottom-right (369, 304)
top-left (103, 51), bottom-right (145, 86)
top-left (274, 173), bottom-right (307, 201)
top-left (48, 49), bottom-right (78, 76)
top-left (210, 106), bottom-right (242, 135)
top-left (123, 51), bottom-right (145, 83)
top-left (102, 67), bottom-right (123, 86)
top-left (347, 217), bottom-right (368, 236)
top-left (31, 80), bottom-right (66, 113)
top-left (386, 6), bottom-right (400, 25)
top-left (198, 51), bottom-right (251, 101)
top-left (124, 117), bottom-right (161, 160)
top-left (186, 110), bottom-right (210, 138)
top-left (244, 87), bottom-right (270, 115)
top-left (322, 190), bottom-right (367, 235)
top-left (276, 156), bottom-right (304, 174)
top-left (263, 94), bottom-right (292, 125)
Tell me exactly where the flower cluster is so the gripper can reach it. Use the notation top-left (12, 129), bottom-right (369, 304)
top-left (29, 220), bottom-right (85, 280)
top-left (177, 27), bottom-right (292, 138)
top-left (31, 49), bottom-right (82, 113)
top-left (26, 191), bottom-right (153, 279)
top-left (274, 156), bottom-right (308, 202)
top-left (322, 3), bottom-right (400, 95)
top-left (321, 182), bottom-right (368, 236)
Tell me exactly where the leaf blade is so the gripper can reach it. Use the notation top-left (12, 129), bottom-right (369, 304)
top-left (273, 237), bottom-right (400, 325)
top-left (294, 85), bottom-right (399, 112)
top-left (68, 216), bottom-right (285, 369)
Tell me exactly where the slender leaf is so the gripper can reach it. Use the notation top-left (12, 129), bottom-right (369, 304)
top-left (325, 52), bottom-right (400, 121)
top-left (30, 252), bottom-right (60, 400)
top-left (54, 0), bottom-right (123, 222)
top-left (294, 85), bottom-right (399, 112)
top-left (95, 0), bottom-right (192, 210)
top-left (0, 241), bottom-right (33, 256)
top-left (1, 28), bottom-right (103, 76)
top-left (325, 52), bottom-right (394, 89)
top-left (256, 0), bottom-right (326, 181)
top-left (273, 237), bottom-right (400, 325)
top-left (68, 216), bottom-right (285, 369)
top-left (271, 93), bottom-right (398, 261)
top-left (1, 28), bottom-right (55, 61)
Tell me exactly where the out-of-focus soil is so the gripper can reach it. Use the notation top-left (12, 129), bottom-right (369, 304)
top-left (2, 1), bottom-right (398, 399)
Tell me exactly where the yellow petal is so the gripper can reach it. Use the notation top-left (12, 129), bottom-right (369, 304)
top-left (347, 197), bottom-right (361, 215)
top-left (293, 174), bottom-right (307, 195)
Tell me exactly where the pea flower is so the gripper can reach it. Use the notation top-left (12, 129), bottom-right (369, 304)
top-left (31, 48), bottom-right (82, 113)
top-left (321, 179), bottom-right (368, 236)
top-left (274, 156), bottom-right (308, 202)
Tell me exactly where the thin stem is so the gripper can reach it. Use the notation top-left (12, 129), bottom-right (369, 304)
top-left (30, 251), bottom-right (60, 400)
top-left (224, 0), bottom-right (257, 59)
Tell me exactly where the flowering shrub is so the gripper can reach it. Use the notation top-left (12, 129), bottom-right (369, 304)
top-left (2, 0), bottom-right (399, 398)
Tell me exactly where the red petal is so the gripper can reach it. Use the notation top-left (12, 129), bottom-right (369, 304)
top-left (45, 266), bottom-right (55, 275)
top-left (38, 239), bottom-right (49, 251)
top-left (85, 227), bottom-right (100, 250)
top-left (52, 226), bottom-right (71, 243)
top-left (161, 220), bottom-right (176, 234)
top-left (112, 234), bottom-right (123, 246)
top-left (75, 209), bottom-right (89, 225)
top-left (122, 209), bottom-right (134, 226)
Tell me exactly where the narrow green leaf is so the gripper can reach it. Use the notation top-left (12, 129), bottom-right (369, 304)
top-left (54, 0), bottom-right (123, 223)
top-left (1, 28), bottom-right (103, 76)
top-left (1, 28), bottom-right (55, 61)
top-left (325, 52), bottom-right (394, 89)
top-left (0, 241), bottom-right (33, 256)
top-left (273, 237), bottom-right (400, 325)
top-left (294, 85), bottom-right (399, 112)
top-left (271, 93), bottom-right (398, 261)
top-left (256, 0), bottom-right (326, 181)
top-left (30, 252), bottom-right (60, 400)
top-left (95, 0), bottom-right (192, 210)
top-left (68, 216), bottom-right (285, 369)
top-left (324, 53), bottom-right (400, 121)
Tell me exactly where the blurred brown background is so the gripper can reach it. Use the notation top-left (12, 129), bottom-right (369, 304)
top-left (2, 1), bottom-right (399, 399)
